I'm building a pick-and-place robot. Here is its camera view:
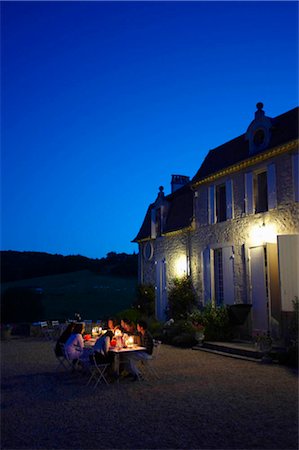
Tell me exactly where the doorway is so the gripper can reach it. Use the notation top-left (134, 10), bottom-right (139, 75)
top-left (249, 246), bottom-right (269, 333)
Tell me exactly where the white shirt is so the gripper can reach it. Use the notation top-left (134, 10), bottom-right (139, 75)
top-left (64, 333), bottom-right (84, 360)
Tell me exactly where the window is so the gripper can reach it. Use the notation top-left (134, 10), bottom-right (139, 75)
top-left (214, 248), bottom-right (224, 306)
top-left (143, 242), bottom-right (154, 261)
top-left (208, 179), bottom-right (233, 224)
top-left (245, 163), bottom-right (276, 214)
top-left (254, 171), bottom-right (268, 213)
top-left (203, 246), bottom-right (235, 306)
top-left (216, 184), bottom-right (226, 222)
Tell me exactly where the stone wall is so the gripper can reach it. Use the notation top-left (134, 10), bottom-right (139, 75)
top-left (138, 148), bottom-right (299, 322)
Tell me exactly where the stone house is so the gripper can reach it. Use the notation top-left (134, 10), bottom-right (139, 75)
top-left (133, 104), bottom-right (299, 341)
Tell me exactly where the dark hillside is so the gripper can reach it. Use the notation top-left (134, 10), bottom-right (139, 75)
top-left (1, 271), bottom-right (137, 322)
top-left (0, 251), bottom-right (138, 282)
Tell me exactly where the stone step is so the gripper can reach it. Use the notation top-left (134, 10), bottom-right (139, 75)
top-left (192, 340), bottom-right (264, 361)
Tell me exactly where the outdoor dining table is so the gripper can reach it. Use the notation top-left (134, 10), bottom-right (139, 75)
top-left (83, 336), bottom-right (146, 379)
top-left (109, 346), bottom-right (146, 378)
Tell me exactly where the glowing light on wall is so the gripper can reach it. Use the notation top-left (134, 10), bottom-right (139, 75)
top-left (249, 221), bottom-right (277, 246)
top-left (174, 254), bottom-right (187, 277)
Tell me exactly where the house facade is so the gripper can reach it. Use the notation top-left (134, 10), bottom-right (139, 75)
top-left (133, 104), bottom-right (299, 341)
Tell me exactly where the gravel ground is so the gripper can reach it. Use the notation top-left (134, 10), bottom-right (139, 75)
top-left (1, 337), bottom-right (298, 450)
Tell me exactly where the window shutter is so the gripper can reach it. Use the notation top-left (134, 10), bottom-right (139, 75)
top-left (203, 248), bottom-right (211, 304)
top-left (151, 209), bottom-right (156, 239)
top-left (293, 153), bottom-right (299, 202)
top-left (245, 172), bottom-right (254, 214)
top-left (222, 246), bottom-right (235, 305)
top-left (267, 163), bottom-right (277, 209)
top-left (208, 185), bottom-right (215, 224)
top-left (226, 179), bottom-right (234, 219)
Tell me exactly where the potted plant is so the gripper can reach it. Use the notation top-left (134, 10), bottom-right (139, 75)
top-left (253, 330), bottom-right (272, 353)
top-left (189, 310), bottom-right (205, 345)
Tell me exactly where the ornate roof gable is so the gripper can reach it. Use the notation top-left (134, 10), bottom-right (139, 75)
top-left (245, 102), bottom-right (273, 155)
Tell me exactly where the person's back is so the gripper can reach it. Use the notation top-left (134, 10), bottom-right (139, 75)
top-left (92, 335), bottom-right (112, 364)
top-left (64, 323), bottom-right (84, 360)
top-left (54, 323), bottom-right (74, 357)
top-left (140, 328), bottom-right (154, 355)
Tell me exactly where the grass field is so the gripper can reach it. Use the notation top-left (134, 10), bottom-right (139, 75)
top-left (1, 270), bottom-right (137, 321)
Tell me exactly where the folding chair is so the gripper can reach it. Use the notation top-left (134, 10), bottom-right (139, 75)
top-left (51, 321), bottom-right (61, 340)
top-left (60, 343), bottom-right (80, 372)
top-left (87, 353), bottom-right (110, 388)
top-left (40, 321), bottom-right (54, 341)
top-left (140, 340), bottom-right (162, 380)
top-left (55, 343), bottom-right (72, 371)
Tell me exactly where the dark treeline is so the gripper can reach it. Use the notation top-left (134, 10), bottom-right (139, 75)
top-left (1, 251), bottom-right (138, 282)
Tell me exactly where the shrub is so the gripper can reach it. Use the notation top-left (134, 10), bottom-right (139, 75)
top-left (147, 318), bottom-right (163, 338)
top-left (162, 319), bottom-right (196, 347)
top-left (133, 284), bottom-right (155, 317)
top-left (201, 303), bottom-right (233, 341)
top-left (116, 308), bottom-right (141, 324)
top-left (167, 276), bottom-right (196, 320)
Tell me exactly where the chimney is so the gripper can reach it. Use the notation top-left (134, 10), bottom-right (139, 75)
top-left (171, 175), bottom-right (190, 193)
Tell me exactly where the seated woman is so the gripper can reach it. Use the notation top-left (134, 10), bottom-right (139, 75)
top-left (54, 322), bottom-right (75, 357)
top-left (64, 322), bottom-right (85, 362)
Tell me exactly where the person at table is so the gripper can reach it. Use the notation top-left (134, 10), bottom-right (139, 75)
top-left (125, 320), bottom-right (154, 381)
top-left (121, 318), bottom-right (136, 336)
top-left (54, 322), bottom-right (75, 357)
top-left (106, 318), bottom-right (117, 339)
top-left (92, 334), bottom-right (113, 364)
top-left (64, 322), bottom-right (85, 362)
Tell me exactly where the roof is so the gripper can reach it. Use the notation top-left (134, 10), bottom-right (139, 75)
top-left (132, 183), bottom-right (193, 242)
top-left (133, 106), bottom-right (298, 243)
top-left (192, 106), bottom-right (298, 184)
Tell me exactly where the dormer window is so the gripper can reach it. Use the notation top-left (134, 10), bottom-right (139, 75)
top-left (150, 186), bottom-right (169, 239)
top-left (253, 128), bottom-right (266, 148)
top-left (245, 103), bottom-right (272, 155)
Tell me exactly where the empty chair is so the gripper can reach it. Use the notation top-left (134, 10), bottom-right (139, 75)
top-left (140, 340), bottom-right (162, 380)
top-left (40, 321), bottom-right (54, 341)
top-left (50, 320), bottom-right (61, 339)
top-left (87, 353), bottom-right (110, 388)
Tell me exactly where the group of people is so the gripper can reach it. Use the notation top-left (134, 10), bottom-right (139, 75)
top-left (54, 317), bottom-right (154, 381)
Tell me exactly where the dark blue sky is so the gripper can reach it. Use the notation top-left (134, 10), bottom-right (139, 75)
top-left (1, 1), bottom-right (298, 259)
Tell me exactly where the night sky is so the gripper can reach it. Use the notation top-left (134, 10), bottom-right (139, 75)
top-left (1, 1), bottom-right (298, 259)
